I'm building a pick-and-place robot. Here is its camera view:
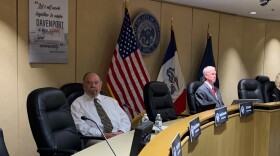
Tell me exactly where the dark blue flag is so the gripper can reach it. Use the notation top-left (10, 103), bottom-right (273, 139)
top-left (197, 36), bottom-right (219, 88)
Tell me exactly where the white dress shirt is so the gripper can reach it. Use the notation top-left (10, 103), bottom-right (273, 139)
top-left (71, 93), bottom-right (131, 137)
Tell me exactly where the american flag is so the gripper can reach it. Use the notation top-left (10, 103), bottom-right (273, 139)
top-left (107, 8), bottom-right (150, 119)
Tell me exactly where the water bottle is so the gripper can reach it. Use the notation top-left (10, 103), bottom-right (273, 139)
top-left (142, 114), bottom-right (149, 125)
top-left (155, 114), bottom-right (162, 134)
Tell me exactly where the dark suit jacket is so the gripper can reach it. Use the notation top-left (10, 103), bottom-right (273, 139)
top-left (195, 82), bottom-right (224, 109)
top-left (273, 88), bottom-right (280, 102)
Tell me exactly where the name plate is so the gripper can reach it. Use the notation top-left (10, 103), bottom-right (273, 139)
top-left (171, 133), bottom-right (182, 156)
top-left (239, 102), bottom-right (254, 117)
top-left (189, 117), bottom-right (201, 142)
top-left (214, 107), bottom-right (228, 126)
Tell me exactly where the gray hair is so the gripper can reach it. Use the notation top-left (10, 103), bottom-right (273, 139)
top-left (203, 66), bottom-right (216, 76)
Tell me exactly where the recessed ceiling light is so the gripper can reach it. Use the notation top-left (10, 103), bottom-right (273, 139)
top-left (250, 11), bottom-right (257, 15)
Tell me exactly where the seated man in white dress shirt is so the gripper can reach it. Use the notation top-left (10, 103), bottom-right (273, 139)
top-left (71, 72), bottom-right (131, 145)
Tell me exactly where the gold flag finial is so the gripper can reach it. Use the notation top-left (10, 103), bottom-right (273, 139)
top-left (123, 0), bottom-right (129, 8)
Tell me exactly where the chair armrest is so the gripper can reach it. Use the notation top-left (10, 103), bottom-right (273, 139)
top-left (78, 132), bottom-right (105, 140)
top-left (79, 135), bottom-right (105, 140)
top-left (37, 147), bottom-right (77, 155)
top-left (176, 114), bottom-right (190, 117)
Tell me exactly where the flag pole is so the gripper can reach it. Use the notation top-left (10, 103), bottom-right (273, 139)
top-left (207, 23), bottom-right (211, 38)
top-left (171, 17), bottom-right (177, 44)
top-left (171, 17), bottom-right (174, 30)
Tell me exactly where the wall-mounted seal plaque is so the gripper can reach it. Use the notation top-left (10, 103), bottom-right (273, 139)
top-left (133, 12), bottom-right (160, 55)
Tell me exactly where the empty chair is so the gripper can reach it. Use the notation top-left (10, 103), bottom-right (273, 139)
top-left (255, 75), bottom-right (270, 86)
top-left (0, 128), bottom-right (9, 156)
top-left (238, 79), bottom-right (263, 102)
top-left (262, 81), bottom-right (276, 103)
top-left (60, 83), bottom-right (84, 98)
top-left (144, 81), bottom-right (183, 122)
top-left (27, 87), bottom-right (85, 156)
top-left (186, 81), bottom-right (203, 115)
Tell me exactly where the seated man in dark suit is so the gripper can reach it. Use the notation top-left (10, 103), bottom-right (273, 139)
top-left (195, 66), bottom-right (224, 109)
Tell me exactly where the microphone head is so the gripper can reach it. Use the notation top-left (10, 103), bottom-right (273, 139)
top-left (81, 116), bottom-right (87, 120)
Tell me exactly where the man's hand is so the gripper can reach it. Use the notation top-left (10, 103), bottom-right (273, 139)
top-left (104, 131), bottom-right (124, 138)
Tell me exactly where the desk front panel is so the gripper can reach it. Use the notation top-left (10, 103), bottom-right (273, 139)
top-left (182, 114), bottom-right (254, 156)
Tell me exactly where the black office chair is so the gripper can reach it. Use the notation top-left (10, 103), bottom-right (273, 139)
top-left (60, 83), bottom-right (84, 98)
top-left (238, 79), bottom-right (264, 102)
top-left (186, 81), bottom-right (203, 115)
top-left (262, 81), bottom-right (276, 103)
top-left (255, 75), bottom-right (270, 86)
top-left (27, 87), bottom-right (86, 156)
top-left (144, 81), bottom-right (187, 122)
top-left (0, 128), bottom-right (9, 156)
top-left (67, 91), bottom-right (84, 107)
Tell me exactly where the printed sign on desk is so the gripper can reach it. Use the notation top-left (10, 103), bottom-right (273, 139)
top-left (189, 117), bottom-right (201, 142)
top-left (171, 133), bottom-right (182, 156)
top-left (239, 102), bottom-right (254, 117)
top-left (215, 107), bottom-right (228, 126)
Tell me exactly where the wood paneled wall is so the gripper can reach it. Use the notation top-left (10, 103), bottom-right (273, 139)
top-left (0, 0), bottom-right (280, 155)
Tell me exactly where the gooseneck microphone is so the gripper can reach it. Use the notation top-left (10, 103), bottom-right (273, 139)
top-left (81, 116), bottom-right (117, 156)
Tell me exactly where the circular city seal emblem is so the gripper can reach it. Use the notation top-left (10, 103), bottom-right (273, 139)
top-left (133, 12), bottom-right (160, 55)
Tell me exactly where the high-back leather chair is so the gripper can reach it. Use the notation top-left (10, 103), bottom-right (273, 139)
top-left (67, 91), bottom-right (84, 107)
top-left (255, 75), bottom-right (270, 86)
top-left (144, 81), bottom-right (178, 122)
top-left (262, 81), bottom-right (276, 103)
top-left (60, 83), bottom-right (84, 98)
top-left (186, 81), bottom-right (203, 115)
top-left (27, 87), bottom-right (84, 156)
top-left (238, 79), bottom-right (264, 102)
top-left (0, 128), bottom-right (9, 156)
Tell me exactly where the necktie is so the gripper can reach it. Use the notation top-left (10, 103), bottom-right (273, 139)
top-left (94, 98), bottom-right (113, 133)
top-left (212, 86), bottom-right (216, 95)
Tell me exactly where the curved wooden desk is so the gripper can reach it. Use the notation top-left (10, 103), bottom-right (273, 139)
top-left (140, 102), bottom-right (280, 156)
top-left (72, 119), bottom-right (177, 156)
top-left (73, 102), bottom-right (280, 156)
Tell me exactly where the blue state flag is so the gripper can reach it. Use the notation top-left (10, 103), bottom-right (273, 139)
top-left (197, 36), bottom-right (219, 88)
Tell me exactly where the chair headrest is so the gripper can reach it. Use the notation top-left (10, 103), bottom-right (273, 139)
top-left (187, 81), bottom-right (203, 94)
top-left (255, 75), bottom-right (270, 84)
top-left (145, 81), bottom-right (170, 96)
top-left (60, 83), bottom-right (83, 98)
top-left (238, 79), bottom-right (261, 91)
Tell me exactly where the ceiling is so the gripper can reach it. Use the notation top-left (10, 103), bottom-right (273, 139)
top-left (159, 0), bottom-right (280, 21)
